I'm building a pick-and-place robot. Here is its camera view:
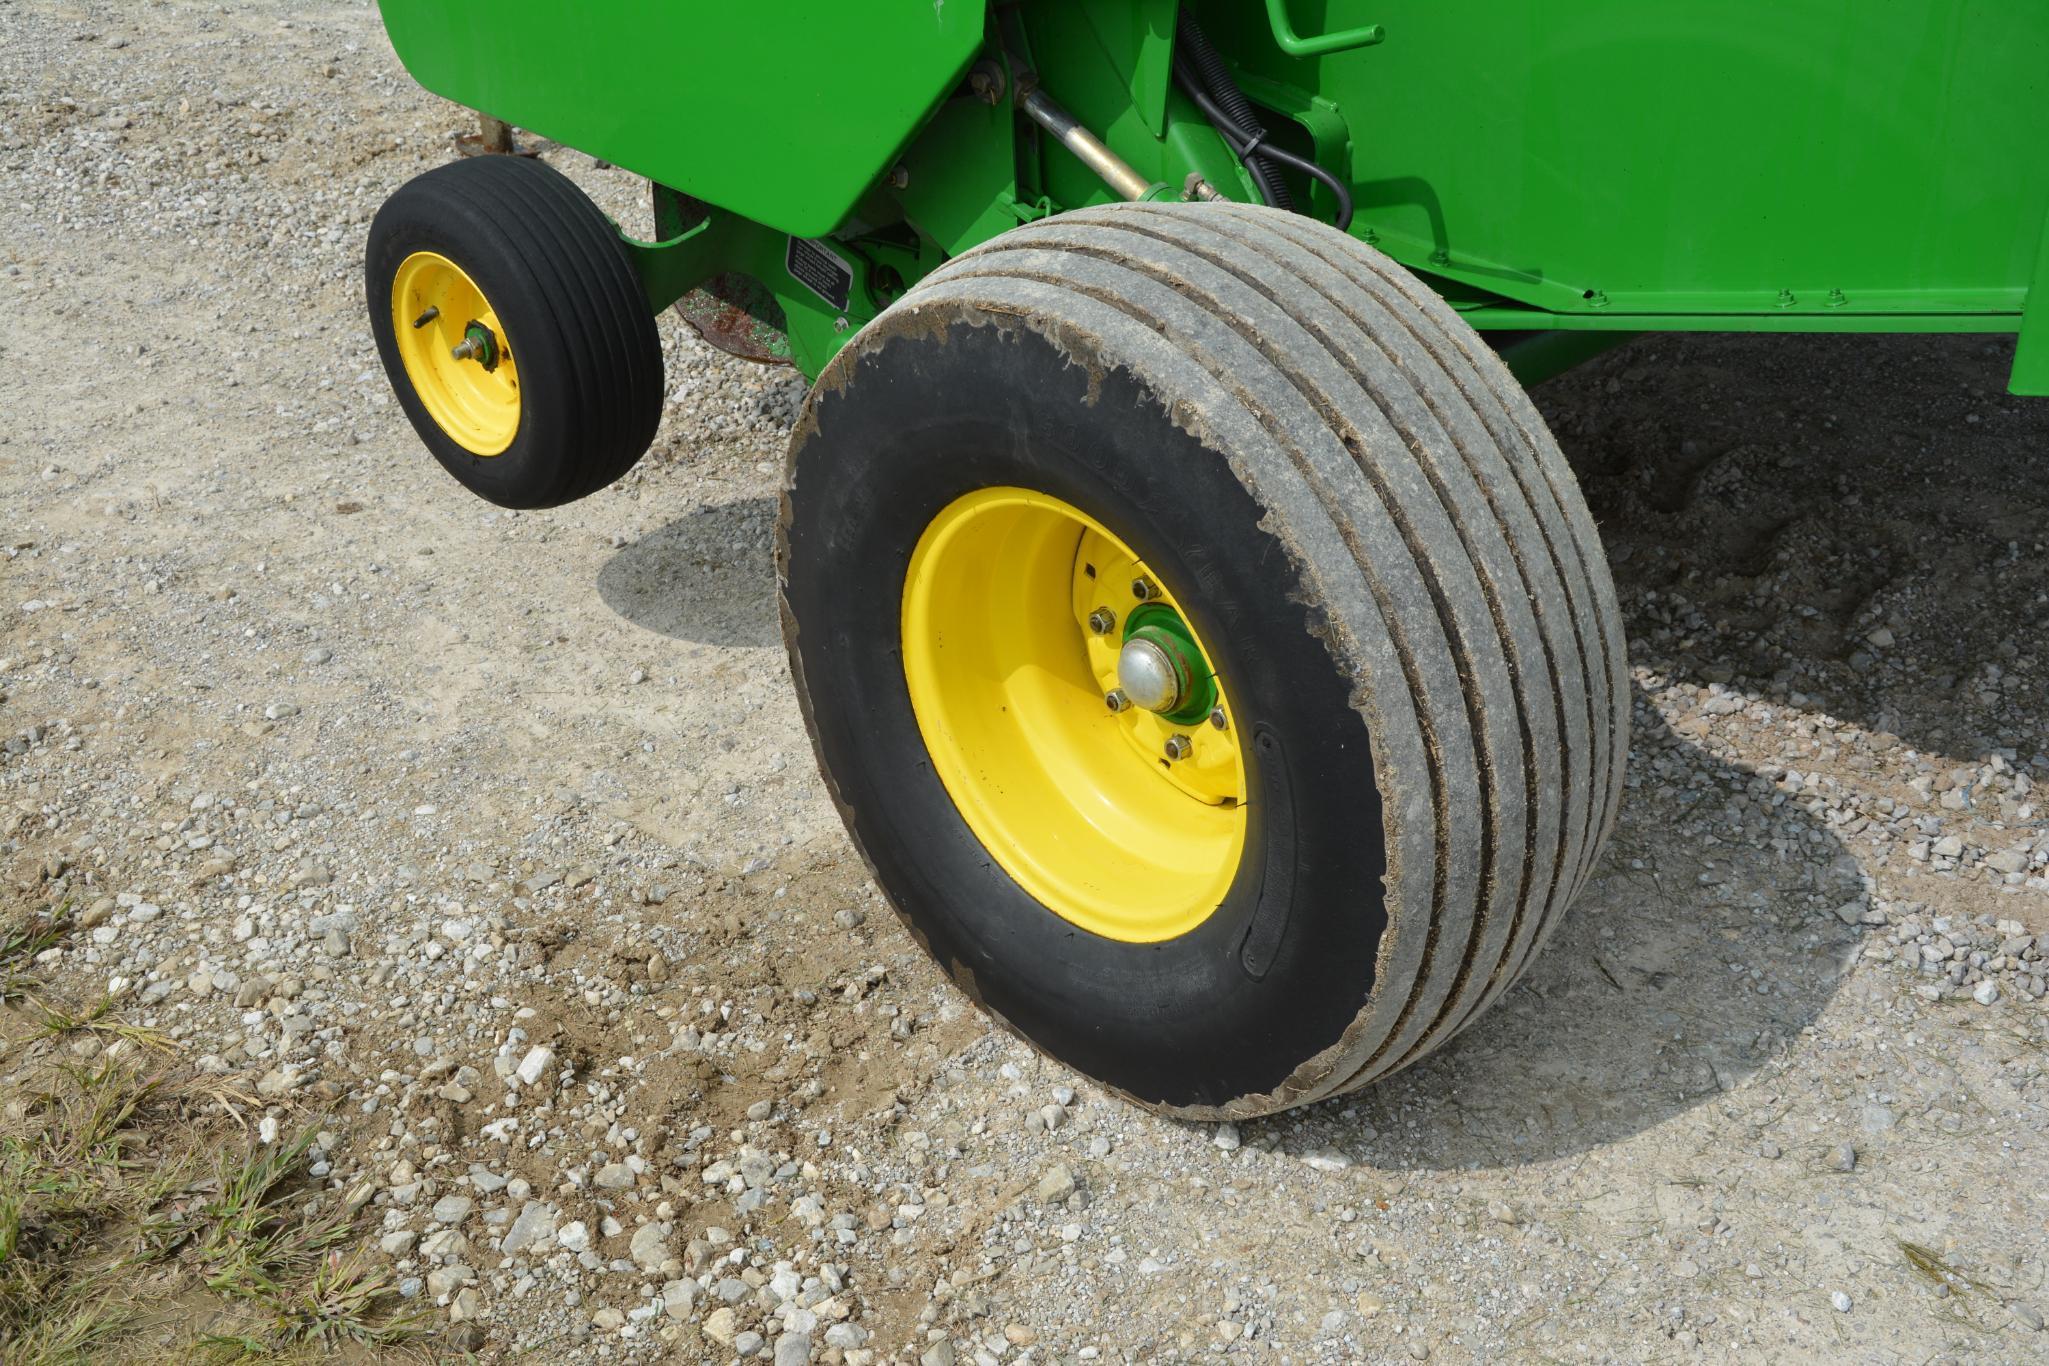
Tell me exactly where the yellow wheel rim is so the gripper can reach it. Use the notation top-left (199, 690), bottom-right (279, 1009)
top-left (901, 488), bottom-right (1248, 943)
top-left (389, 251), bottom-right (521, 456)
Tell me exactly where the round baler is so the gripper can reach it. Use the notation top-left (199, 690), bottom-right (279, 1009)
top-left (362, 0), bottom-right (2049, 1117)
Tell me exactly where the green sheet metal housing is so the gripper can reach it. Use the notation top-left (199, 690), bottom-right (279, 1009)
top-left (376, 0), bottom-right (2049, 393)
top-left (379, 0), bottom-right (985, 240)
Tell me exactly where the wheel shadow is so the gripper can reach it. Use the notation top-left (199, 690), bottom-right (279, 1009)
top-left (595, 495), bottom-right (781, 648)
top-left (1535, 331), bottom-right (2049, 763)
top-left (1259, 689), bottom-right (1870, 1169)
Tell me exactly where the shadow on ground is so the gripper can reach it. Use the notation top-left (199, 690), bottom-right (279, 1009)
top-left (1258, 688), bottom-right (1867, 1169)
top-left (1260, 330), bottom-right (2049, 1169)
top-left (596, 495), bottom-right (780, 648)
top-left (1537, 331), bottom-right (2049, 762)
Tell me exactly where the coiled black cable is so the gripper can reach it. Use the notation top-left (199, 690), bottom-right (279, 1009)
top-left (1173, 14), bottom-right (1355, 232)
top-left (1175, 12), bottom-right (1291, 211)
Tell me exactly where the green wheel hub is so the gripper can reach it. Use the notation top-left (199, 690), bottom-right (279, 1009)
top-left (1119, 603), bottom-right (1219, 726)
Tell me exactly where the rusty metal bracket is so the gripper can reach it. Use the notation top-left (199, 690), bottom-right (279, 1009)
top-left (455, 114), bottom-right (538, 158)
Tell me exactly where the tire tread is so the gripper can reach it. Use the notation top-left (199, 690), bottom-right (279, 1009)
top-left (902, 203), bottom-right (1627, 1106)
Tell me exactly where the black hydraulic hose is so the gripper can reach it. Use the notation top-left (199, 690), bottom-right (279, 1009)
top-left (1175, 13), bottom-right (1292, 212)
top-left (1242, 127), bottom-right (1355, 232)
top-left (1176, 69), bottom-right (1356, 232)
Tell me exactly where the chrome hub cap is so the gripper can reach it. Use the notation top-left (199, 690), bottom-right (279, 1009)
top-left (1117, 633), bottom-right (1185, 714)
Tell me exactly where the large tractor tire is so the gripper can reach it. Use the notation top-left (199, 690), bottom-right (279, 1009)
top-left (366, 155), bottom-right (664, 509)
top-left (779, 202), bottom-right (1627, 1118)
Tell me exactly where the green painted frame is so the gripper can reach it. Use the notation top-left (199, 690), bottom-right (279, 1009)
top-left (376, 0), bottom-right (2049, 393)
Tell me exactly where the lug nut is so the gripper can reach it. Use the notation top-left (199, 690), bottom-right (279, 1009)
top-left (1104, 689), bottom-right (1131, 713)
top-left (1087, 607), bottom-right (1116, 635)
top-left (1130, 577), bottom-right (1158, 601)
top-left (1209, 707), bottom-right (1228, 731)
top-left (1163, 734), bottom-right (1193, 761)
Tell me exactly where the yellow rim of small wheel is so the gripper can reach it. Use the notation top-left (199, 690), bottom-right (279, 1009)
top-left (901, 487), bottom-right (1248, 943)
top-left (390, 251), bottom-right (520, 456)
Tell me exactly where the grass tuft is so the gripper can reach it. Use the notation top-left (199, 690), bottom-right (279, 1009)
top-left (270, 1249), bottom-right (420, 1348)
top-left (1899, 1239), bottom-right (1991, 1295)
top-left (0, 903), bottom-right (73, 1003)
top-left (1898, 1239), bottom-right (1998, 1331)
top-left (0, 1019), bottom-right (420, 1361)
top-left (174, 1127), bottom-right (416, 1347)
top-left (32, 996), bottom-right (182, 1055)
top-left (0, 1058), bottom-right (173, 1364)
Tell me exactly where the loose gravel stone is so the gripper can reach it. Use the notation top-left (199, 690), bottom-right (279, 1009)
top-left (1035, 1164), bottom-right (1077, 1205)
top-left (515, 1046), bottom-right (554, 1087)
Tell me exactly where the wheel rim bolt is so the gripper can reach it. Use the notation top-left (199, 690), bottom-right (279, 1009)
top-left (1104, 689), bottom-right (1131, 713)
top-left (1164, 735), bottom-right (1193, 761)
top-left (1087, 607), bottom-right (1116, 635)
top-left (451, 335), bottom-right (484, 361)
top-left (1209, 707), bottom-right (1228, 731)
top-left (1130, 577), bottom-right (1158, 601)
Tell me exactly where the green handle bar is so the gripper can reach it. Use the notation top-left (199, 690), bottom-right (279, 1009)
top-left (1264, 0), bottom-right (1386, 56)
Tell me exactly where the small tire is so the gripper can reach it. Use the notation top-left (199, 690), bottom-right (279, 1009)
top-left (366, 155), bottom-right (663, 509)
top-left (781, 203), bottom-right (1627, 1117)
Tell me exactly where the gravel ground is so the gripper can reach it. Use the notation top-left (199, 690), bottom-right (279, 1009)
top-left (4, 3), bottom-right (2047, 1361)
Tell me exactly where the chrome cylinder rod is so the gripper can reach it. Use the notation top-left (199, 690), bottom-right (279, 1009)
top-left (1019, 86), bottom-right (1158, 202)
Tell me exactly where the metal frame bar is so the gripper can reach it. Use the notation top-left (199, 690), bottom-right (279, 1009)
top-left (1459, 307), bottom-right (2021, 336)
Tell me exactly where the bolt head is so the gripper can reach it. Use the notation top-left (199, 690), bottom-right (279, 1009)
top-left (1208, 707), bottom-right (1228, 731)
top-left (1086, 608), bottom-right (1116, 636)
top-left (967, 64), bottom-right (1005, 106)
top-left (1104, 689), bottom-right (1131, 713)
top-left (1130, 577), bottom-right (1156, 601)
top-left (1163, 735), bottom-right (1193, 762)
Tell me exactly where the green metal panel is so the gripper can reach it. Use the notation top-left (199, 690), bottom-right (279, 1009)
top-left (2012, 209), bottom-right (2049, 395)
top-left (376, 1), bottom-right (2049, 392)
top-left (377, 0), bottom-right (984, 239)
top-left (1185, 0), bottom-right (2049, 327)
top-left (1078, 0), bottom-right (1179, 137)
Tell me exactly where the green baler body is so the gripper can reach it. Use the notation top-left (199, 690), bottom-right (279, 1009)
top-left (378, 0), bottom-right (2049, 391)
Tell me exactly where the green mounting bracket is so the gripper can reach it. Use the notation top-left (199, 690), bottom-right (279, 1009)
top-left (619, 215), bottom-right (722, 316)
top-left (1264, 0), bottom-right (1385, 57)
